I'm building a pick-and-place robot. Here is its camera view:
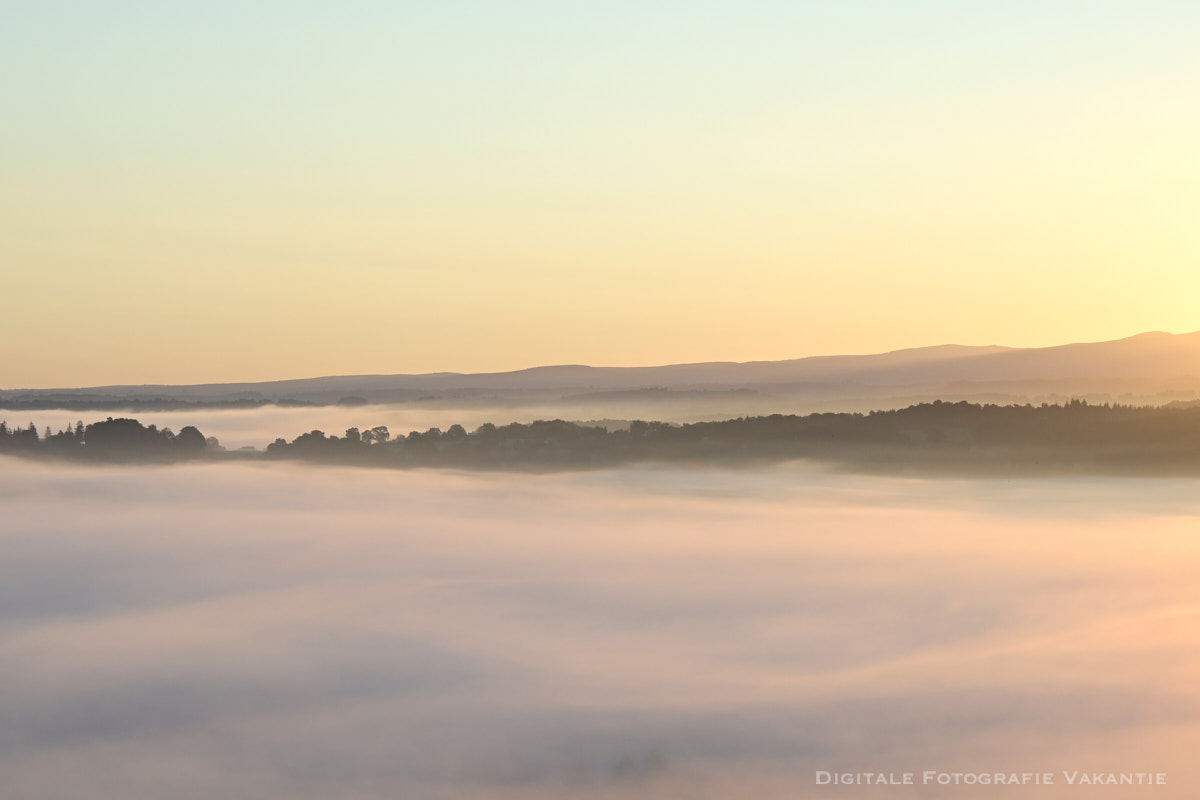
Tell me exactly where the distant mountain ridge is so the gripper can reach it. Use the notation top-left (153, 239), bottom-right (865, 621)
top-left (4, 331), bottom-right (1199, 404)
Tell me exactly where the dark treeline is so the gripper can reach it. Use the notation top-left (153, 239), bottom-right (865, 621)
top-left (257, 400), bottom-right (1200, 473)
top-left (6, 401), bottom-right (1200, 473)
top-left (0, 417), bottom-right (213, 460)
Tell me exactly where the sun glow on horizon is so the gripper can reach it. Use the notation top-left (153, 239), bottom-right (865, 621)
top-left (2, 2), bottom-right (1198, 386)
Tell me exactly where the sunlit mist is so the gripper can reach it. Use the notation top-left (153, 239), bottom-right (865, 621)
top-left (3, 457), bottom-right (1197, 798)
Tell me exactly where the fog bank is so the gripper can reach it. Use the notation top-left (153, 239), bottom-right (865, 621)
top-left (2, 459), bottom-right (1198, 798)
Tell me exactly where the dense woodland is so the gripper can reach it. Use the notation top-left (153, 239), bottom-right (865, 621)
top-left (5, 401), bottom-right (1200, 474)
top-left (0, 417), bottom-right (212, 459)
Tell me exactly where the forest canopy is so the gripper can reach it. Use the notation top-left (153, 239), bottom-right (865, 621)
top-left (5, 401), bottom-right (1200, 474)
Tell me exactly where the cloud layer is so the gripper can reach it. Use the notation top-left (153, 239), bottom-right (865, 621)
top-left (2, 459), bottom-right (1198, 798)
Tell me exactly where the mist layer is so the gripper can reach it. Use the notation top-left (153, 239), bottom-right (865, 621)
top-left (2, 459), bottom-right (1197, 798)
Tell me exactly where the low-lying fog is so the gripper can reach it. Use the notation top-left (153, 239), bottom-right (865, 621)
top-left (2, 458), bottom-right (1198, 799)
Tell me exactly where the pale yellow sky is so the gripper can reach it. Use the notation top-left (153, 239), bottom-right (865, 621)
top-left (2, 3), bottom-right (1198, 387)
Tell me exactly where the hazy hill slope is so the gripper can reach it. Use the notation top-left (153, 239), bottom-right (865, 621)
top-left (5, 332), bottom-right (1199, 402)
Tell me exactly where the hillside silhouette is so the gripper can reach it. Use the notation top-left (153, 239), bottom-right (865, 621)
top-left (4, 332), bottom-right (1200, 413)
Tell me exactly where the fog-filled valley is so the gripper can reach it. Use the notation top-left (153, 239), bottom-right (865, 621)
top-left (9, 0), bottom-right (1200, 795)
top-left (3, 456), bottom-right (1197, 799)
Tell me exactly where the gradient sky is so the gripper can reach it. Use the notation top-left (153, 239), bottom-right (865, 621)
top-left (2, 1), bottom-right (1198, 387)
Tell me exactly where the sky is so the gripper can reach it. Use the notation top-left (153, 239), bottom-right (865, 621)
top-left (2, 1), bottom-right (1198, 387)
